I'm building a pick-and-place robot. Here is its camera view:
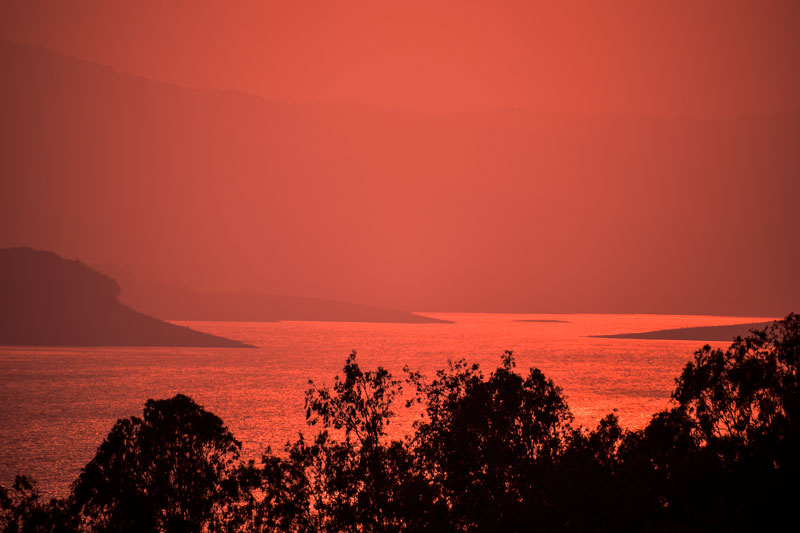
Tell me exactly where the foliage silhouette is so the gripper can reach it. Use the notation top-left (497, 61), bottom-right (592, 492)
top-left (249, 351), bottom-right (448, 532)
top-left (2, 314), bottom-right (798, 531)
top-left (0, 476), bottom-right (73, 533)
top-left (632, 313), bottom-right (800, 530)
top-left (70, 394), bottom-right (244, 533)
top-left (407, 351), bottom-right (574, 530)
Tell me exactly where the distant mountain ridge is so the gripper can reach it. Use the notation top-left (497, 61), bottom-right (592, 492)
top-left (0, 247), bottom-right (252, 347)
top-left (118, 282), bottom-right (449, 324)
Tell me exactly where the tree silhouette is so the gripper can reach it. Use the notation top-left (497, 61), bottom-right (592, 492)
top-left (408, 351), bottom-right (573, 530)
top-left (673, 314), bottom-right (799, 452)
top-left (252, 351), bottom-right (448, 532)
top-left (71, 394), bottom-right (243, 533)
top-left (659, 312), bottom-right (800, 530)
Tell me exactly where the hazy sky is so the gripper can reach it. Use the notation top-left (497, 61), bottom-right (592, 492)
top-left (1, 1), bottom-right (798, 315)
top-left (2, 0), bottom-right (800, 116)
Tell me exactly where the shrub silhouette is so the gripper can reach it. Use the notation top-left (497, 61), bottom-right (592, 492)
top-left (2, 314), bottom-right (798, 531)
top-left (0, 476), bottom-right (74, 533)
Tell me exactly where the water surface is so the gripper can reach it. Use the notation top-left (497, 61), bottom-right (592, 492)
top-left (0, 313), bottom-right (771, 496)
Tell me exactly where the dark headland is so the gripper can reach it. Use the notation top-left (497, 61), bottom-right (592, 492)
top-left (591, 321), bottom-right (776, 341)
top-left (0, 247), bottom-right (252, 347)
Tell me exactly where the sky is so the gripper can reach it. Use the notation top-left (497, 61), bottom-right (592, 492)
top-left (1, 1), bottom-right (798, 315)
top-left (2, 0), bottom-right (800, 116)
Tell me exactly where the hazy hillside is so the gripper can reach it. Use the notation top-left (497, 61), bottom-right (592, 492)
top-left (118, 282), bottom-right (449, 324)
top-left (1, 40), bottom-right (798, 315)
top-left (0, 247), bottom-right (252, 347)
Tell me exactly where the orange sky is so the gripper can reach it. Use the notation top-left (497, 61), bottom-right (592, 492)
top-left (2, 0), bottom-right (799, 116)
top-left (1, 1), bottom-right (798, 315)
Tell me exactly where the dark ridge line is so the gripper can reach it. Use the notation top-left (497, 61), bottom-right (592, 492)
top-left (589, 321), bottom-right (775, 341)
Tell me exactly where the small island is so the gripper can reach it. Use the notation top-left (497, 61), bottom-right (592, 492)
top-left (0, 247), bottom-right (253, 347)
